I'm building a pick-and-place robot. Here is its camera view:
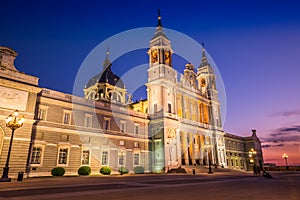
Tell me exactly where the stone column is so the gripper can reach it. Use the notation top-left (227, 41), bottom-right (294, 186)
top-left (199, 135), bottom-right (204, 165)
top-left (194, 134), bottom-right (200, 165)
top-left (190, 133), bottom-right (196, 165)
top-left (181, 132), bottom-right (188, 165)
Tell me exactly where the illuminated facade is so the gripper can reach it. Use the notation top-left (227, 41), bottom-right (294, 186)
top-left (0, 15), bottom-right (263, 178)
top-left (225, 130), bottom-right (263, 171)
top-left (143, 15), bottom-right (226, 172)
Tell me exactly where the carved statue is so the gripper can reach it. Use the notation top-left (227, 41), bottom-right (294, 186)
top-left (180, 74), bottom-right (184, 82)
top-left (127, 93), bottom-right (133, 104)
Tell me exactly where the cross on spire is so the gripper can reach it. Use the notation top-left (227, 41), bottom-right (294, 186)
top-left (157, 9), bottom-right (162, 27)
top-left (103, 47), bottom-right (112, 70)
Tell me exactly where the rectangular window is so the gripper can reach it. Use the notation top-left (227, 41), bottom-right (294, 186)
top-left (120, 121), bottom-right (126, 132)
top-left (102, 151), bottom-right (109, 165)
top-left (135, 124), bottom-right (139, 135)
top-left (37, 107), bottom-right (47, 120)
top-left (203, 104), bottom-right (209, 124)
top-left (184, 101), bottom-right (187, 118)
top-left (84, 114), bottom-right (92, 128)
top-left (134, 141), bottom-right (139, 148)
top-left (104, 119), bottom-right (110, 130)
top-left (31, 146), bottom-right (43, 165)
top-left (199, 103), bottom-right (203, 123)
top-left (63, 111), bottom-right (72, 125)
top-left (134, 153), bottom-right (140, 166)
top-left (82, 150), bottom-right (90, 165)
top-left (168, 103), bottom-right (172, 113)
top-left (58, 148), bottom-right (68, 165)
top-left (119, 153), bottom-right (125, 166)
top-left (61, 135), bottom-right (69, 141)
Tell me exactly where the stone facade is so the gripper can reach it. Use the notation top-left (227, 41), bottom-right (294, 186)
top-left (0, 15), bottom-right (264, 178)
top-left (0, 46), bottom-right (41, 178)
top-left (30, 88), bottom-right (150, 176)
top-left (225, 130), bottom-right (264, 171)
top-left (139, 15), bottom-right (225, 172)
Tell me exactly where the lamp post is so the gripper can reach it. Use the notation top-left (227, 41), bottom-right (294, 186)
top-left (249, 148), bottom-right (257, 174)
top-left (1, 110), bottom-right (25, 181)
top-left (208, 153), bottom-right (213, 174)
top-left (206, 144), bottom-right (213, 174)
top-left (282, 153), bottom-right (289, 170)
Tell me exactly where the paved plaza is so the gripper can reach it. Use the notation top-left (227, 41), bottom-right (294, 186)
top-left (0, 171), bottom-right (299, 200)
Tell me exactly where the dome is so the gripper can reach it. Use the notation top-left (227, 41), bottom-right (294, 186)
top-left (86, 66), bottom-right (125, 89)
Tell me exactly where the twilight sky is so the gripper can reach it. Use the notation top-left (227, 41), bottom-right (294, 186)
top-left (1, 0), bottom-right (300, 166)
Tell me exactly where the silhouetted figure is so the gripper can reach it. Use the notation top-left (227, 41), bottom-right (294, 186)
top-left (257, 165), bottom-right (261, 176)
top-left (262, 170), bottom-right (272, 178)
top-left (253, 165), bottom-right (258, 176)
top-left (259, 159), bottom-right (263, 170)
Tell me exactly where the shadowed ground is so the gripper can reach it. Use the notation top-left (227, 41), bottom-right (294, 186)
top-left (0, 171), bottom-right (299, 200)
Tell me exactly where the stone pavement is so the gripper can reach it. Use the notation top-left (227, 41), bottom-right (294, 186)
top-left (0, 171), bottom-right (299, 200)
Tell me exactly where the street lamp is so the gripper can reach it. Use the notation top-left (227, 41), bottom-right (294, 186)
top-left (205, 144), bottom-right (213, 174)
top-left (1, 110), bottom-right (25, 181)
top-left (249, 148), bottom-right (257, 164)
top-left (282, 153), bottom-right (289, 170)
top-left (208, 153), bottom-right (213, 174)
top-left (249, 148), bottom-right (257, 174)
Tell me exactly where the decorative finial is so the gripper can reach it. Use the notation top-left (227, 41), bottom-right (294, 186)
top-left (103, 47), bottom-right (112, 70)
top-left (157, 9), bottom-right (162, 27)
top-left (202, 42), bottom-right (205, 48)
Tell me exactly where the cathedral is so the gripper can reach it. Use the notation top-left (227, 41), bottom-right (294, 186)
top-left (0, 14), bottom-right (263, 178)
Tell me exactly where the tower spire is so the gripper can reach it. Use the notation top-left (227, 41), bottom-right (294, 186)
top-left (199, 43), bottom-right (211, 69)
top-left (151, 9), bottom-right (168, 42)
top-left (157, 9), bottom-right (162, 27)
top-left (103, 47), bottom-right (112, 70)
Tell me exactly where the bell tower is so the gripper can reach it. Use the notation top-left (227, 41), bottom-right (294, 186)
top-left (146, 11), bottom-right (180, 173)
top-left (147, 10), bottom-right (177, 115)
top-left (197, 45), bottom-right (222, 127)
top-left (197, 45), bottom-right (225, 166)
top-left (148, 10), bottom-right (172, 68)
top-left (197, 46), bottom-right (217, 100)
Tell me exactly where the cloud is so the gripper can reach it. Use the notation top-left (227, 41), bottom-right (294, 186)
top-left (278, 126), bottom-right (300, 133)
top-left (271, 110), bottom-right (300, 117)
top-left (262, 125), bottom-right (300, 144)
top-left (262, 143), bottom-right (284, 149)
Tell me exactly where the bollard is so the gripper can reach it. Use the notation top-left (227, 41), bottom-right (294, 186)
top-left (17, 171), bottom-right (24, 182)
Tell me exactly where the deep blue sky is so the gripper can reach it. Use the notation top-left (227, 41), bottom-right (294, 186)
top-left (2, 0), bottom-right (300, 165)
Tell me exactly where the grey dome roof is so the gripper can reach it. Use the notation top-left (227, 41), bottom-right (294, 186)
top-left (86, 66), bottom-right (124, 88)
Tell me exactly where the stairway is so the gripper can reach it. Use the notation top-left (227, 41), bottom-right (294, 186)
top-left (182, 165), bottom-right (246, 174)
top-left (182, 165), bottom-right (210, 174)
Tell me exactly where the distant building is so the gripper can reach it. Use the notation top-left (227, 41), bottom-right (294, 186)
top-left (225, 130), bottom-right (263, 171)
top-left (264, 163), bottom-right (276, 168)
top-left (0, 14), bottom-right (263, 178)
